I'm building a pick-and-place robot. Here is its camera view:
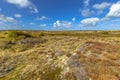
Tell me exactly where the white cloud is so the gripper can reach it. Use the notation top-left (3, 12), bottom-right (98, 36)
top-left (53, 20), bottom-right (60, 28)
top-left (29, 6), bottom-right (38, 13)
top-left (80, 0), bottom-right (93, 17)
top-left (106, 1), bottom-right (120, 17)
top-left (110, 19), bottom-right (120, 22)
top-left (72, 17), bottom-right (75, 21)
top-left (6, 0), bottom-right (38, 13)
top-left (83, 0), bottom-right (90, 7)
top-left (40, 24), bottom-right (47, 27)
top-left (0, 22), bottom-right (3, 24)
top-left (53, 20), bottom-right (73, 28)
top-left (6, 0), bottom-right (30, 7)
top-left (6, 17), bottom-right (17, 23)
top-left (30, 22), bottom-right (35, 25)
top-left (81, 8), bottom-right (94, 17)
top-left (81, 17), bottom-right (100, 26)
top-left (35, 16), bottom-right (49, 21)
top-left (22, 24), bottom-right (25, 27)
top-left (14, 14), bottom-right (22, 18)
top-left (100, 17), bottom-right (110, 21)
top-left (0, 14), bottom-right (17, 23)
top-left (93, 2), bottom-right (111, 10)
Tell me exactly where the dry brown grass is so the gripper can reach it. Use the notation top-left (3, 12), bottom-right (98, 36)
top-left (0, 30), bottom-right (120, 80)
top-left (76, 41), bottom-right (120, 80)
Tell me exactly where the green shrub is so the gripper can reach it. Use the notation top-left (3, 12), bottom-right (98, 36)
top-left (102, 31), bottom-right (109, 35)
top-left (6, 31), bottom-right (32, 42)
top-left (39, 32), bottom-right (45, 37)
top-left (41, 67), bottom-right (62, 80)
top-left (6, 31), bottom-right (18, 42)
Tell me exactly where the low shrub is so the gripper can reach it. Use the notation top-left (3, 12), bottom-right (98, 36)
top-left (6, 31), bottom-right (32, 42)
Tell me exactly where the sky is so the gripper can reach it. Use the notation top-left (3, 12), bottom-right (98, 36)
top-left (0, 0), bottom-right (120, 30)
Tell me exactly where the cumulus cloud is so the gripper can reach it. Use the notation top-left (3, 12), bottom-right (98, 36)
top-left (6, 0), bottom-right (38, 13)
top-left (40, 24), bottom-right (47, 27)
top-left (100, 17), bottom-right (110, 21)
top-left (29, 6), bottom-right (38, 13)
top-left (14, 14), bottom-right (22, 18)
top-left (0, 14), bottom-right (17, 23)
top-left (0, 22), bottom-right (3, 24)
top-left (80, 0), bottom-right (95, 17)
top-left (93, 2), bottom-right (111, 14)
top-left (35, 16), bottom-right (49, 21)
top-left (53, 20), bottom-right (73, 28)
top-left (6, 0), bottom-right (30, 7)
top-left (81, 17), bottom-right (100, 26)
top-left (93, 2), bottom-right (111, 10)
top-left (83, 0), bottom-right (90, 7)
top-left (72, 17), bottom-right (75, 21)
top-left (106, 1), bottom-right (120, 17)
top-left (30, 22), bottom-right (35, 25)
top-left (81, 8), bottom-right (94, 17)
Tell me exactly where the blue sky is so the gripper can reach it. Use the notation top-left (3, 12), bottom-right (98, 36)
top-left (0, 0), bottom-right (120, 30)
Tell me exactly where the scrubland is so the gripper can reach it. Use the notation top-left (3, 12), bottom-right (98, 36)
top-left (0, 30), bottom-right (120, 80)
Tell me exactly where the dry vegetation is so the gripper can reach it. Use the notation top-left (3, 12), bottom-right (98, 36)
top-left (0, 30), bottom-right (120, 80)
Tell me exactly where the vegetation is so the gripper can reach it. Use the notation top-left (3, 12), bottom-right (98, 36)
top-left (6, 31), bottom-right (32, 41)
top-left (0, 30), bottom-right (120, 80)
